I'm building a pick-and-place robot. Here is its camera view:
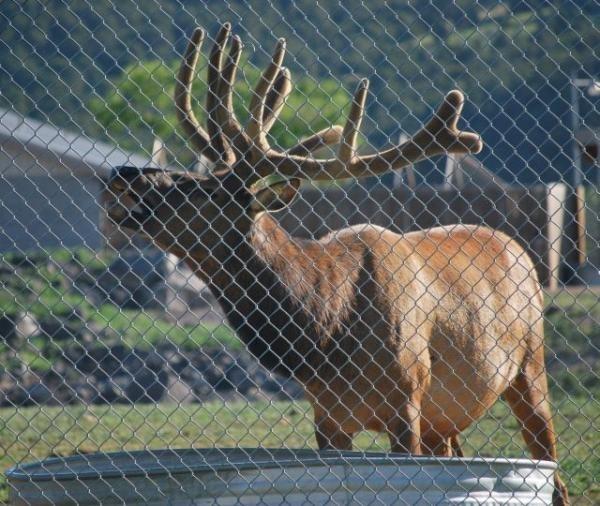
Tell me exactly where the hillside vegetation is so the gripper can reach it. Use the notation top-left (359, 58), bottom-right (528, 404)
top-left (2, 0), bottom-right (598, 181)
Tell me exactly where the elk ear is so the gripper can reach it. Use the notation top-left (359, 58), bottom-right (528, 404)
top-left (249, 174), bottom-right (301, 212)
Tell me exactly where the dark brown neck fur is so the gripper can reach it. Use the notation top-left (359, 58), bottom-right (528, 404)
top-left (185, 213), bottom-right (341, 379)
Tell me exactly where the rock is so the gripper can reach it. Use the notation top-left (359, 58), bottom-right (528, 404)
top-left (121, 351), bottom-right (145, 374)
top-left (144, 350), bottom-right (165, 371)
top-left (15, 312), bottom-right (40, 340)
top-left (180, 365), bottom-right (213, 399)
top-left (190, 352), bottom-right (224, 387)
top-left (152, 255), bottom-right (224, 322)
top-left (25, 382), bottom-right (53, 405)
top-left (124, 368), bottom-right (166, 403)
top-left (39, 317), bottom-right (85, 341)
top-left (50, 381), bottom-right (77, 405)
top-left (277, 376), bottom-right (305, 401)
top-left (51, 359), bottom-right (71, 378)
top-left (38, 318), bottom-right (69, 341)
top-left (2, 316), bottom-right (305, 405)
top-left (75, 267), bottom-right (99, 287)
top-left (78, 327), bottom-right (97, 345)
top-left (130, 285), bottom-right (160, 309)
top-left (253, 369), bottom-right (281, 394)
top-left (0, 373), bottom-right (20, 407)
top-left (5, 252), bottom-right (47, 269)
top-left (100, 285), bottom-right (153, 310)
top-left (2, 382), bottom-right (27, 407)
top-left (94, 378), bottom-right (122, 404)
top-left (91, 344), bottom-right (129, 379)
top-left (0, 261), bottom-right (14, 277)
top-left (72, 382), bottom-right (99, 404)
top-left (86, 321), bottom-right (108, 339)
top-left (163, 348), bottom-right (189, 373)
top-left (223, 360), bottom-right (253, 394)
top-left (67, 345), bottom-right (95, 374)
top-left (164, 373), bottom-right (196, 404)
top-left (56, 259), bottom-right (83, 282)
top-left (78, 284), bottom-right (104, 307)
top-left (0, 313), bottom-right (17, 343)
top-left (97, 249), bottom-right (167, 309)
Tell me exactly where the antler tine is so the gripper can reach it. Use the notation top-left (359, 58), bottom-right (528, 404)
top-left (287, 126), bottom-right (344, 156)
top-left (418, 90), bottom-right (481, 153)
top-left (215, 34), bottom-right (249, 153)
top-left (256, 89), bottom-right (482, 180)
top-left (246, 38), bottom-right (287, 153)
top-left (263, 69), bottom-right (345, 156)
top-left (262, 67), bottom-right (292, 134)
top-left (338, 78), bottom-right (369, 165)
top-left (175, 27), bottom-right (220, 163)
top-left (207, 23), bottom-right (235, 164)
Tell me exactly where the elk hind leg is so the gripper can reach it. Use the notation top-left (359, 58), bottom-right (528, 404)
top-left (503, 357), bottom-right (569, 505)
top-left (421, 432), bottom-right (452, 456)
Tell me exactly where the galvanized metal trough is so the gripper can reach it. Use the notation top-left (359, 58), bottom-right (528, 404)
top-left (6, 448), bottom-right (556, 505)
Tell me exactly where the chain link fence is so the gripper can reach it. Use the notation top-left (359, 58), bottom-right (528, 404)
top-left (1, 1), bottom-right (599, 504)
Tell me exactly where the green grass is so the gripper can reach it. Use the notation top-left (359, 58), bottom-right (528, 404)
top-left (1, 396), bottom-right (599, 504)
top-left (544, 289), bottom-right (600, 397)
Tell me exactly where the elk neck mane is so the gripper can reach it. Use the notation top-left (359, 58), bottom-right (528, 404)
top-left (186, 211), bottom-right (366, 379)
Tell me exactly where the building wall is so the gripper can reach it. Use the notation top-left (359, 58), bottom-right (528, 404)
top-left (277, 183), bottom-right (565, 287)
top-left (0, 147), bottom-right (103, 252)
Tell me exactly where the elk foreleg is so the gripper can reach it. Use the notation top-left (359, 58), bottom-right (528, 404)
top-left (314, 411), bottom-right (353, 450)
top-left (421, 432), bottom-right (463, 457)
top-left (387, 389), bottom-right (424, 454)
top-left (451, 434), bottom-right (464, 457)
top-left (386, 343), bottom-right (431, 454)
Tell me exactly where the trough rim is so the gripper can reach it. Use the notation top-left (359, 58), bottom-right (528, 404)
top-left (6, 447), bottom-right (558, 483)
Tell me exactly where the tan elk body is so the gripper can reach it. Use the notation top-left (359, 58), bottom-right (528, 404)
top-left (107, 24), bottom-right (568, 504)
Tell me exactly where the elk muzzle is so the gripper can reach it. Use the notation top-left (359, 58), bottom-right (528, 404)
top-left (106, 166), bottom-right (166, 229)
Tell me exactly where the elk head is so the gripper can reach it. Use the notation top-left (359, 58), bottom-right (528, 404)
top-left (107, 23), bottom-right (483, 260)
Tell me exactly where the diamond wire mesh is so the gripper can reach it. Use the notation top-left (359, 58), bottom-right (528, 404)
top-left (0, 0), bottom-right (598, 504)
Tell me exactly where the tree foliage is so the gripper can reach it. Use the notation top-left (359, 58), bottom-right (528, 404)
top-left (88, 57), bottom-right (351, 161)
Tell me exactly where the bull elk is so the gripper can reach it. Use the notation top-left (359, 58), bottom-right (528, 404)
top-left (106, 24), bottom-right (568, 504)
